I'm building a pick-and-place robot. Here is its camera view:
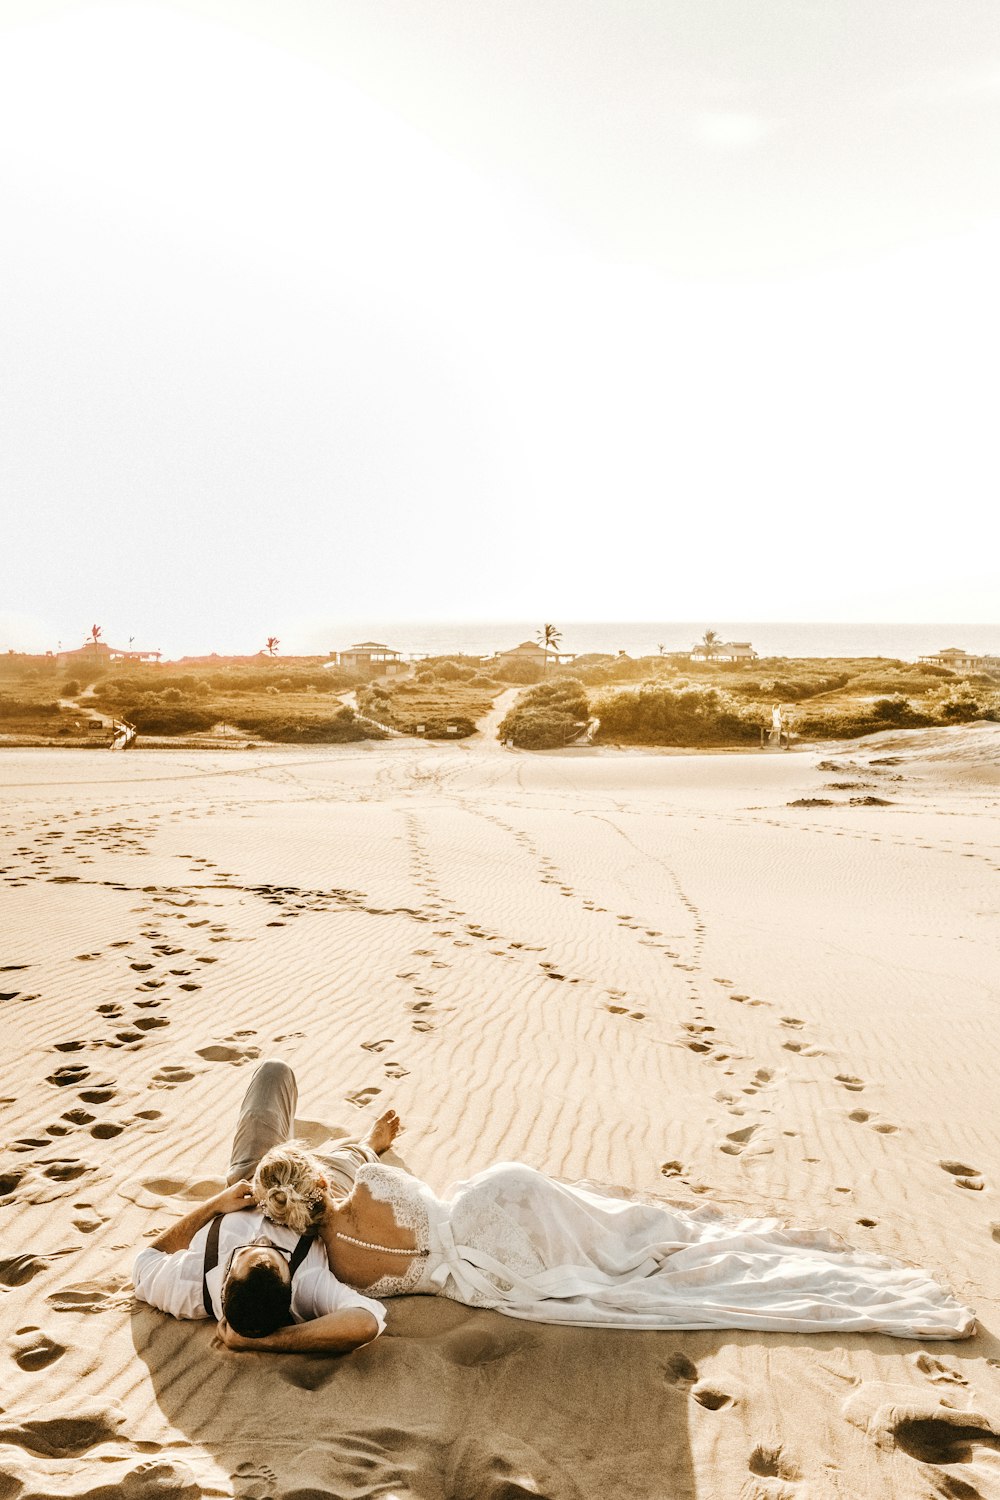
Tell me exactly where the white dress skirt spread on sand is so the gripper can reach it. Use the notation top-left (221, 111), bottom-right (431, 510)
top-left (351, 1162), bottom-right (975, 1339)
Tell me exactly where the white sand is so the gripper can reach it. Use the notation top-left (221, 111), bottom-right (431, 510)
top-left (1, 724), bottom-right (999, 1498)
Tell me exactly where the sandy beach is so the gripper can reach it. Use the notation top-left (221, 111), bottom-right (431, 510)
top-left (1, 725), bottom-right (999, 1499)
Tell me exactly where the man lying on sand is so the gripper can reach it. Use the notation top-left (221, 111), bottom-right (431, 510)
top-left (136, 1060), bottom-right (974, 1354)
top-left (133, 1060), bottom-right (397, 1353)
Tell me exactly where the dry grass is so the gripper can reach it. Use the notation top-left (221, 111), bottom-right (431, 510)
top-left (358, 680), bottom-right (498, 734)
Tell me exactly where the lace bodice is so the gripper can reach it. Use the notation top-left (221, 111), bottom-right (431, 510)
top-left (351, 1162), bottom-right (434, 1298)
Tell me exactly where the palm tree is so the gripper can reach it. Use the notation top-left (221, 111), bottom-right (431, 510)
top-left (697, 629), bottom-right (723, 658)
top-left (89, 624), bottom-right (102, 661)
top-left (265, 637), bottom-right (280, 656)
top-left (657, 643), bottom-right (666, 656)
top-left (535, 624), bottom-right (562, 668)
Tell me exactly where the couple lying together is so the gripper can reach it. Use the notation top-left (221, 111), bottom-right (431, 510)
top-left (133, 1060), bottom-right (975, 1355)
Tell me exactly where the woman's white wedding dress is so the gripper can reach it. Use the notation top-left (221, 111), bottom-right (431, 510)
top-left (350, 1161), bottom-right (974, 1339)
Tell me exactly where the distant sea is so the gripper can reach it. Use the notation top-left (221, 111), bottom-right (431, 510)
top-left (316, 622), bottom-right (1000, 662)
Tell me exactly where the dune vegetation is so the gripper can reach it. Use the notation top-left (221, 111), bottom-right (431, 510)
top-left (358, 662), bottom-right (500, 738)
top-left (0, 655), bottom-right (378, 744)
top-left (497, 655), bottom-right (1000, 749)
top-left (497, 679), bottom-right (590, 748)
top-left (1, 650), bottom-right (997, 749)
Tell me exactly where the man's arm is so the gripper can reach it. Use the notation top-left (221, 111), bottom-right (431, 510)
top-left (150, 1181), bottom-right (255, 1254)
top-left (217, 1306), bottom-right (380, 1355)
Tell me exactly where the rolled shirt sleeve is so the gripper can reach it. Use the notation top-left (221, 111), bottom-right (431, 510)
top-left (291, 1261), bottom-right (387, 1336)
top-left (133, 1244), bottom-right (208, 1319)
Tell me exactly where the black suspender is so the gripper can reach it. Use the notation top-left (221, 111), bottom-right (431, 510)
top-left (202, 1216), bottom-right (313, 1318)
top-left (202, 1214), bottom-right (223, 1317)
top-left (288, 1234), bottom-right (312, 1278)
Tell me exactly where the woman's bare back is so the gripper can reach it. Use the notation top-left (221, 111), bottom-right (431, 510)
top-left (326, 1178), bottom-right (423, 1290)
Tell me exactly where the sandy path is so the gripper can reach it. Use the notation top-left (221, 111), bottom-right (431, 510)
top-left (1, 725), bottom-right (998, 1497)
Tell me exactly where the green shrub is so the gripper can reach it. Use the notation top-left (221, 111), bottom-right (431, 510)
top-left (0, 696), bottom-right (61, 718)
top-left (519, 677), bottom-right (589, 717)
top-left (496, 678), bottom-right (591, 749)
top-left (120, 705), bottom-right (217, 734)
top-left (498, 707), bottom-right (584, 748)
top-left (433, 660), bottom-right (469, 681)
top-left (229, 705), bottom-right (380, 743)
top-left (592, 685), bottom-right (760, 747)
top-left (493, 658), bottom-right (544, 685)
top-left (419, 716), bottom-right (476, 739)
top-left (61, 679), bottom-right (80, 695)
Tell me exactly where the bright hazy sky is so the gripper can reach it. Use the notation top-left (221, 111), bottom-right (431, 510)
top-left (2, 0), bottom-right (998, 656)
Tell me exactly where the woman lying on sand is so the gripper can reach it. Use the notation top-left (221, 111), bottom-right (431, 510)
top-left (241, 1097), bottom-right (975, 1350)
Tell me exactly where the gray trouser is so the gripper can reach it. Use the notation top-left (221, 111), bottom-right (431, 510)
top-left (227, 1059), bottom-right (377, 1195)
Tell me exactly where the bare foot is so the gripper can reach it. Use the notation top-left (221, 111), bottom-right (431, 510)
top-left (364, 1109), bottom-right (401, 1155)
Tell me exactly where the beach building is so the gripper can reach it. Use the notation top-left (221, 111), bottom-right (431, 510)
top-left (57, 641), bottom-right (161, 666)
top-left (330, 641), bottom-right (407, 676)
top-left (487, 640), bottom-right (576, 670)
top-left (689, 641), bottom-right (758, 663)
top-left (918, 647), bottom-right (998, 672)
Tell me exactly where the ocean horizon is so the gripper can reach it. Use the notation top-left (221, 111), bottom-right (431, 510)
top-left (303, 621), bottom-right (1000, 664)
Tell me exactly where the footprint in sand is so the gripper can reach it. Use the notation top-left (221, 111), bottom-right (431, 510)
top-left (196, 1044), bottom-right (260, 1065)
top-left (720, 1125), bottom-right (768, 1157)
top-left (847, 1109), bottom-right (899, 1134)
top-left (0, 1250), bottom-right (76, 1286)
top-left (346, 1087), bottom-right (382, 1108)
top-left (939, 1160), bottom-right (985, 1191)
top-left (10, 1328), bottom-right (66, 1371)
top-left (913, 1352), bottom-right (969, 1386)
top-left (836, 1074), bottom-right (865, 1093)
top-left (663, 1352), bottom-right (735, 1409)
top-left (361, 1039), bottom-right (394, 1053)
top-left (846, 1387), bottom-right (1000, 1468)
top-left (748, 1446), bottom-right (801, 1482)
top-left (72, 1203), bottom-right (107, 1234)
top-left (149, 1065), bottom-right (196, 1088)
top-left (46, 1277), bottom-right (133, 1314)
top-left (61, 1108), bottom-right (94, 1125)
top-left (47, 1065), bottom-right (89, 1089)
top-left (41, 1159), bottom-right (90, 1183)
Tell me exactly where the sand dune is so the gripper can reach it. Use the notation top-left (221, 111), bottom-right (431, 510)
top-left (1, 725), bottom-right (998, 1498)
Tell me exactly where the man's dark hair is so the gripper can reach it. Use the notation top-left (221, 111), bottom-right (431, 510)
top-left (222, 1262), bottom-right (292, 1339)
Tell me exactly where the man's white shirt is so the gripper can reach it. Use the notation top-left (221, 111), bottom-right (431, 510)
top-left (132, 1207), bottom-right (386, 1334)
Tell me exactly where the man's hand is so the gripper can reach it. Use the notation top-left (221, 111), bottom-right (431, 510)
top-left (149, 1180), bottom-right (255, 1255)
top-left (216, 1317), bottom-right (259, 1352)
top-left (212, 1180), bottom-right (256, 1216)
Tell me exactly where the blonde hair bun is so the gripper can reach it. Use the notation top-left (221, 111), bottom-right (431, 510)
top-left (253, 1142), bottom-right (327, 1236)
